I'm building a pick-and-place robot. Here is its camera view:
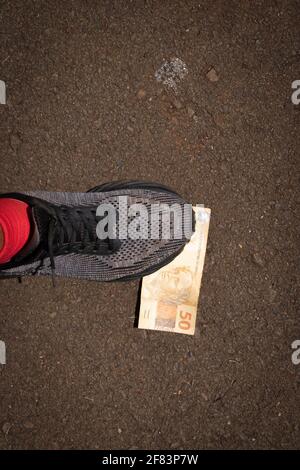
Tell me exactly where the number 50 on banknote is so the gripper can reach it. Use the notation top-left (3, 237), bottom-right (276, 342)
top-left (138, 206), bottom-right (210, 335)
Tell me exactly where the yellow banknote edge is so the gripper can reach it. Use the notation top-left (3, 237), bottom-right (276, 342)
top-left (138, 206), bottom-right (211, 335)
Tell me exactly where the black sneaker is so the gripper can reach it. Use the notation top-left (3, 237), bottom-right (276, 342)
top-left (0, 181), bottom-right (194, 282)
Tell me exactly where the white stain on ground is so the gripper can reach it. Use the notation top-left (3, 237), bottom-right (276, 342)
top-left (155, 58), bottom-right (188, 93)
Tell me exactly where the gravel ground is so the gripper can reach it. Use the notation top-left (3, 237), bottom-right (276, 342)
top-left (0, 0), bottom-right (299, 449)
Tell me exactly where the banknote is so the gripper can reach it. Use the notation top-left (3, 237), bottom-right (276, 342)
top-left (138, 206), bottom-right (210, 335)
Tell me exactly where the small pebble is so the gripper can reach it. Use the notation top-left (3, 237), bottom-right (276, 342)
top-left (206, 67), bottom-right (219, 82)
top-left (9, 133), bottom-right (22, 152)
top-left (2, 422), bottom-right (11, 435)
top-left (172, 98), bottom-right (183, 110)
top-left (187, 107), bottom-right (195, 118)
top-left (269, 287), bottom-right (277, 303)
top-left (24, 421), bottom-right (34, 429)
top-left (252, 253), bottom-right (264, 267)
top-left (137, 89), bottom-right (146, 99)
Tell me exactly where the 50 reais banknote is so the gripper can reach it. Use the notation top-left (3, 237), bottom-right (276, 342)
top-left (138, 206), bottom-right (210, 335)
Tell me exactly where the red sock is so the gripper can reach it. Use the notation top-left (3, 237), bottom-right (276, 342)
top-left (0, 198), bottom-right (31, 264)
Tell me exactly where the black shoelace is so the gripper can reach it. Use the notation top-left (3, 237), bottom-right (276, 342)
top-left (44, 204), bottom-right (120, 285)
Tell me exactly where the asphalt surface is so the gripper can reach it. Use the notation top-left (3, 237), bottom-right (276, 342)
top-left (0, 0), bottom-right (299, 450)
